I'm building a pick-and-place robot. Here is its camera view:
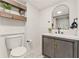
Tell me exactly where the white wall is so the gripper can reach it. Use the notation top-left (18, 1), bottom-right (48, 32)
top-left (40, 0), bottom-right (78, 35)
top-left (25, 2), bottom-right (41, 57)
top-left (0, 17), bottom-right (25, 35)
top-left (77, 0), bottom-right (79, 36)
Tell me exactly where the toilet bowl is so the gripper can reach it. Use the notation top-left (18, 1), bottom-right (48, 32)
top-left (10, 47), bottom-right (27, 58)
top-left (5, 33), bottom-right (27, 58)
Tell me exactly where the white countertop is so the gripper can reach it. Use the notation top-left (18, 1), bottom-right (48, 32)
top-left (43, 33), bottom-right (79, 41)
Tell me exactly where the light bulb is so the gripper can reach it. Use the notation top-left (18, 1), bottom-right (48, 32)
top-left (57, 11), bottom-right (62, 14)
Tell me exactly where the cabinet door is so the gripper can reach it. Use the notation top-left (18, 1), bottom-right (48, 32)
top-left (42, 37), bottom-right (54, 58)
top-left (54, 39), bottom-right (74, 58)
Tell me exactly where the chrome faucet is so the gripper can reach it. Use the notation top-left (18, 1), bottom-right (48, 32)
top-left (57, 28), bottom-right (61, 34)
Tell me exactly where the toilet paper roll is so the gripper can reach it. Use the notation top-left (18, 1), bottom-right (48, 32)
top-left (26, 40), bottom-right (32, 51)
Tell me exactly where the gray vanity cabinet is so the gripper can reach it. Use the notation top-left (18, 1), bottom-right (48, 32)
top-left (54, 39), bottom-right (74, 58)
top-left (42, 37), bottom-right (54, 58)
top-left (42, 35), bottom-right (76, 58)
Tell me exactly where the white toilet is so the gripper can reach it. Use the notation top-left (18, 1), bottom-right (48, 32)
top-left (10, 47), bottom-right (27, 58)
top-left (5, 34), bottom-right (27, 58)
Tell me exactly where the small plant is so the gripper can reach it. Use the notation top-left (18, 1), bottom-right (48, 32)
top-left (1, 2), bottom-right (12, 10)
top-left (48, 28), bottom-right (52, 33)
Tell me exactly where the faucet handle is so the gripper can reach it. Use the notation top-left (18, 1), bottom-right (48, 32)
top-left (61, 32), bottom-right (64, 34)
top-left (26, 40), bottom-right (30, 42)
top-left (57, 27), bottom-right (61, 30)
top-left (55, 32), bottom-right (57, 34)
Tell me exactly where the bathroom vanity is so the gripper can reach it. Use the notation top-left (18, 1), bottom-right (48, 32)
top-left (42, 34), bottom-right (79, 58)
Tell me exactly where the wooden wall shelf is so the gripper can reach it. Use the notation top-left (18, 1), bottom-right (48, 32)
top-left (1, 0), bottom-right (27, 11)
top-left (0, 11), bottom-right (26, 21)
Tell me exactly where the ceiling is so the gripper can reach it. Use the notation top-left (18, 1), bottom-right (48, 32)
top-left (27, 0), bottom-right (64, 10)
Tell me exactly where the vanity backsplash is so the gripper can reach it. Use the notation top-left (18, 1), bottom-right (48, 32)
top-left (52, 29), bottom-right (78, 36)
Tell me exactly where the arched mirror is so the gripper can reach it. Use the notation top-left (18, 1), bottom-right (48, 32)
top-left (52, 4), bottom-right (69, 30)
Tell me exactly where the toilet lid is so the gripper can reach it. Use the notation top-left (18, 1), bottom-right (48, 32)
top-left (10, 47), bottom-right (27, 57)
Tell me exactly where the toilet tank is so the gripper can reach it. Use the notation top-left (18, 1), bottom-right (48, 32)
top-left (5, 34), bottom-right (24, 49)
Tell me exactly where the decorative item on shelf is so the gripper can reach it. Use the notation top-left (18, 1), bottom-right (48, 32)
top-left (0, 0), bottom-right (26, 21)
top-left (48, 21), bottom-right (52, 33)
top-left (1, 2), bottom-right (12, 13)
top-left (48, 28), bottom-right (52, 33)
top-left (70, 18), bottom-right (78, 29)
top-left (70, 18), bottom-right (78, 36)
top-left (1, 3), bottom-right (12, 10)
top-left (19, 10), bottom-right (25, 16)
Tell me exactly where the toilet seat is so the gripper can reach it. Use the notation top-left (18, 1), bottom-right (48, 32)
top-left (10, 47), bottom-right (27, 57)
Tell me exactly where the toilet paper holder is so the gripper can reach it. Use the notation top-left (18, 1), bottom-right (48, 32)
top-left (26, 40), bottom-right (32, 43)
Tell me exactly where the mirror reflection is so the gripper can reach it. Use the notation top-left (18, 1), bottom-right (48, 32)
top-left (52, 5), bottom-right (69, 30)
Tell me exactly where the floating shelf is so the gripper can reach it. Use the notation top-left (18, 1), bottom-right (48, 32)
top-left (0, 11), bottom-right (26, 21)
top-left (1, 0), bottom-right (27, 11)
